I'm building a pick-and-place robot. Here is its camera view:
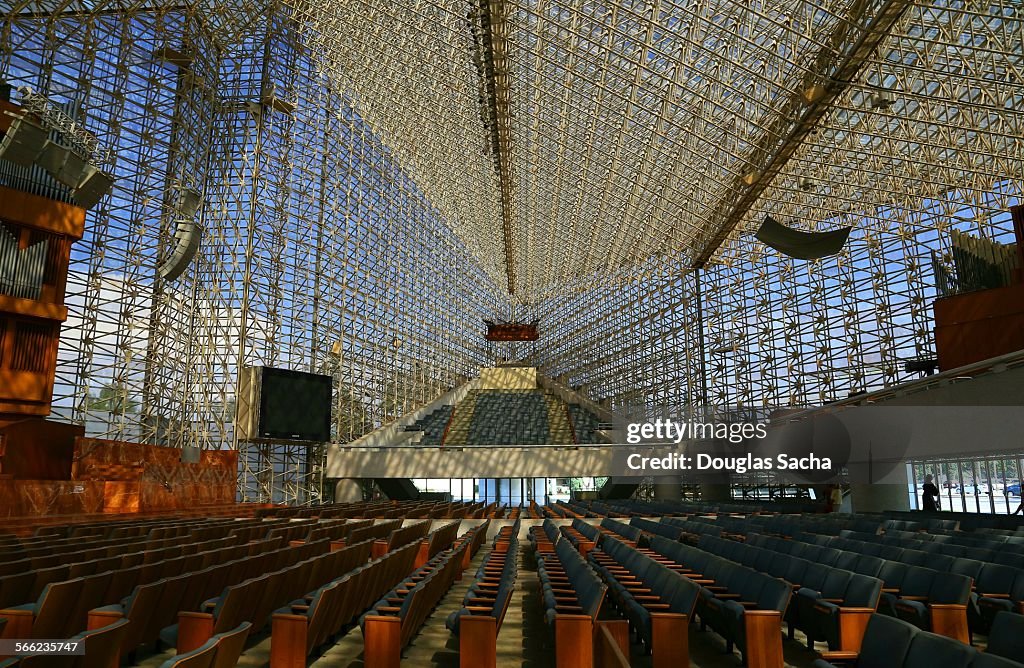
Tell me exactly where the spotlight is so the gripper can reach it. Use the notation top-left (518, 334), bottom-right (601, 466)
top-left (869, 90), bottom-right (895, 110)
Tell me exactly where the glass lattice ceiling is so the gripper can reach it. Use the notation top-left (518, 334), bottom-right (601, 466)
top-left (290, 0), bottom-right (1023, 301)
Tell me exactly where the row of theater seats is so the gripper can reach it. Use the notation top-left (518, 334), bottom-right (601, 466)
top-left (158, 539), bottom-right (375, 655)
top-left (535, 536), bottom-right (609, 667)
top-left (767, 530), bottom-right (1024, 638)
top-left (588, 535), bottom-right (697, 667)
top-left (0, 516), bottom-right (404, 643)
top-left (361, 527), bottom-right (481, 666)
top-left (0, 514), bottom-right (471, 667)
top-left (836, 529), bottom-right (1024, 563)
top-left (814, 612), bottom-right (1023, 668)
top-left (566, 513), bottom-right (1023, 667)
top-left (641, 535), bottom-right (793, 667)
top-left (1, 535), bottom-right (293, 650)
top-left (446, 521), bottom-right (516, 668)
top-left (557, 518), bottom-right (642, 554)
top-left (256, 500), bottom-right (497, 520)
top-left (864, 510), bottom-right (1024, 533)
top-left (696, 534), bottom-right (887, 652)
top-left (733, 533), bottom-right (969, 641)
top-left (628, 516), bottom-right (1023, 668)
top-left (268, 540), bottom-right (420, 666)
top-left (637, 516), bottom-right (724, 544)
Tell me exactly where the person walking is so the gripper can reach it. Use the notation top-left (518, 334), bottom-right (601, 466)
top-left (921, 474), bottom-right (940, 511)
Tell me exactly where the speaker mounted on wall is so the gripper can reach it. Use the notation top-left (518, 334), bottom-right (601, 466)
top-left (0, 114), bottom-right (49, 166)
top-left (235, 366), bottom-right (332, 443)
top-left (158, 218), bottom-right (203, 281)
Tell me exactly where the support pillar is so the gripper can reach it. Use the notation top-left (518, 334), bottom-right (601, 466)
top-left (848, 463), bottom-right (911, 512)
top-left (334, 478), bottom-right (363, 502)
top-left (653, 475), bottom-right (682, 501)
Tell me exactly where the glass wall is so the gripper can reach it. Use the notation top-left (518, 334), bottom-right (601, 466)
top-left (910, 456), bottom-right (1023, 514)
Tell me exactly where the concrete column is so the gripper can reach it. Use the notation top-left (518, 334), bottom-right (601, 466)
top-left (700, 484), bottom-right (733, 502)
top-left (848, 463), bottom-right (911, 513)
top-left (699, 472), bottom-right (733, 502)
top-left (653, 475), bottom-right (682, 501)
top-left (334, 478), bottom-right (363, 502)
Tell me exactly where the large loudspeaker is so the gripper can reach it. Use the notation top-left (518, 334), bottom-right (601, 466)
top-left (158, 219), bottom-right (202, 281)
top-left (72, 169), bottom-right (115, 209)
top-left (35, 142), bottom-right (92, 189)
top-left (236, 366), bottom-right (332, 442)
top-left (0, 115), bottom-right (49, 166)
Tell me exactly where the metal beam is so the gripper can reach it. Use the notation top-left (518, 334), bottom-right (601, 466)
top-left (692, 0), bottom-right (916, 268)
top-left (471, 0), bottom-right (516, 295)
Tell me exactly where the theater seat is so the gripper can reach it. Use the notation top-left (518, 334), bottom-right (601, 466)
top-left (1, 617), bottom-right (130, 668)
top-left (811, 614), bottom-right (917, 668)
top-left (985, 611), bottom-right (1024, 662)
top-left (208, 621), bottom-right (251, 668)
top-left (903, 630), bottom-right (976, 668)
top-left (971, 655), bottom-right (1024, 668)
top-left (158, 638), bottom-right (218, 668)
top-left (0, 578), bottom-right (84, 640)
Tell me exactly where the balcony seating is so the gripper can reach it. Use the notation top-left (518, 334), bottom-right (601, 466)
top-left (567, 404), bottom-right (602, 443)
top-left (467, 390), bottom-right (551, 445)
top-left (588, 535), bottom-right (699, 667)
top-left (406, 405), bottom-right (453, 445)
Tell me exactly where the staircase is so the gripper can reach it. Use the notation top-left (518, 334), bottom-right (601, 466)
top-left (545, 392), bottom-right (575, 443)
top-left (443, 390), bottom-right (479, 445)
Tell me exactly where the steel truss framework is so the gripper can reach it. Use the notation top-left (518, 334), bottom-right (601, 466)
top-left (0, 0), bottom-right (1021, 502)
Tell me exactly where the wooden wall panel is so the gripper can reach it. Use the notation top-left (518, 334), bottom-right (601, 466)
top-left (934, 284), bottom-right (1024, 370)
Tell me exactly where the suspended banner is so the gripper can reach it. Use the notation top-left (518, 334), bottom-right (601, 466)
top-left (756, 215), bottom-right (851, 260)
